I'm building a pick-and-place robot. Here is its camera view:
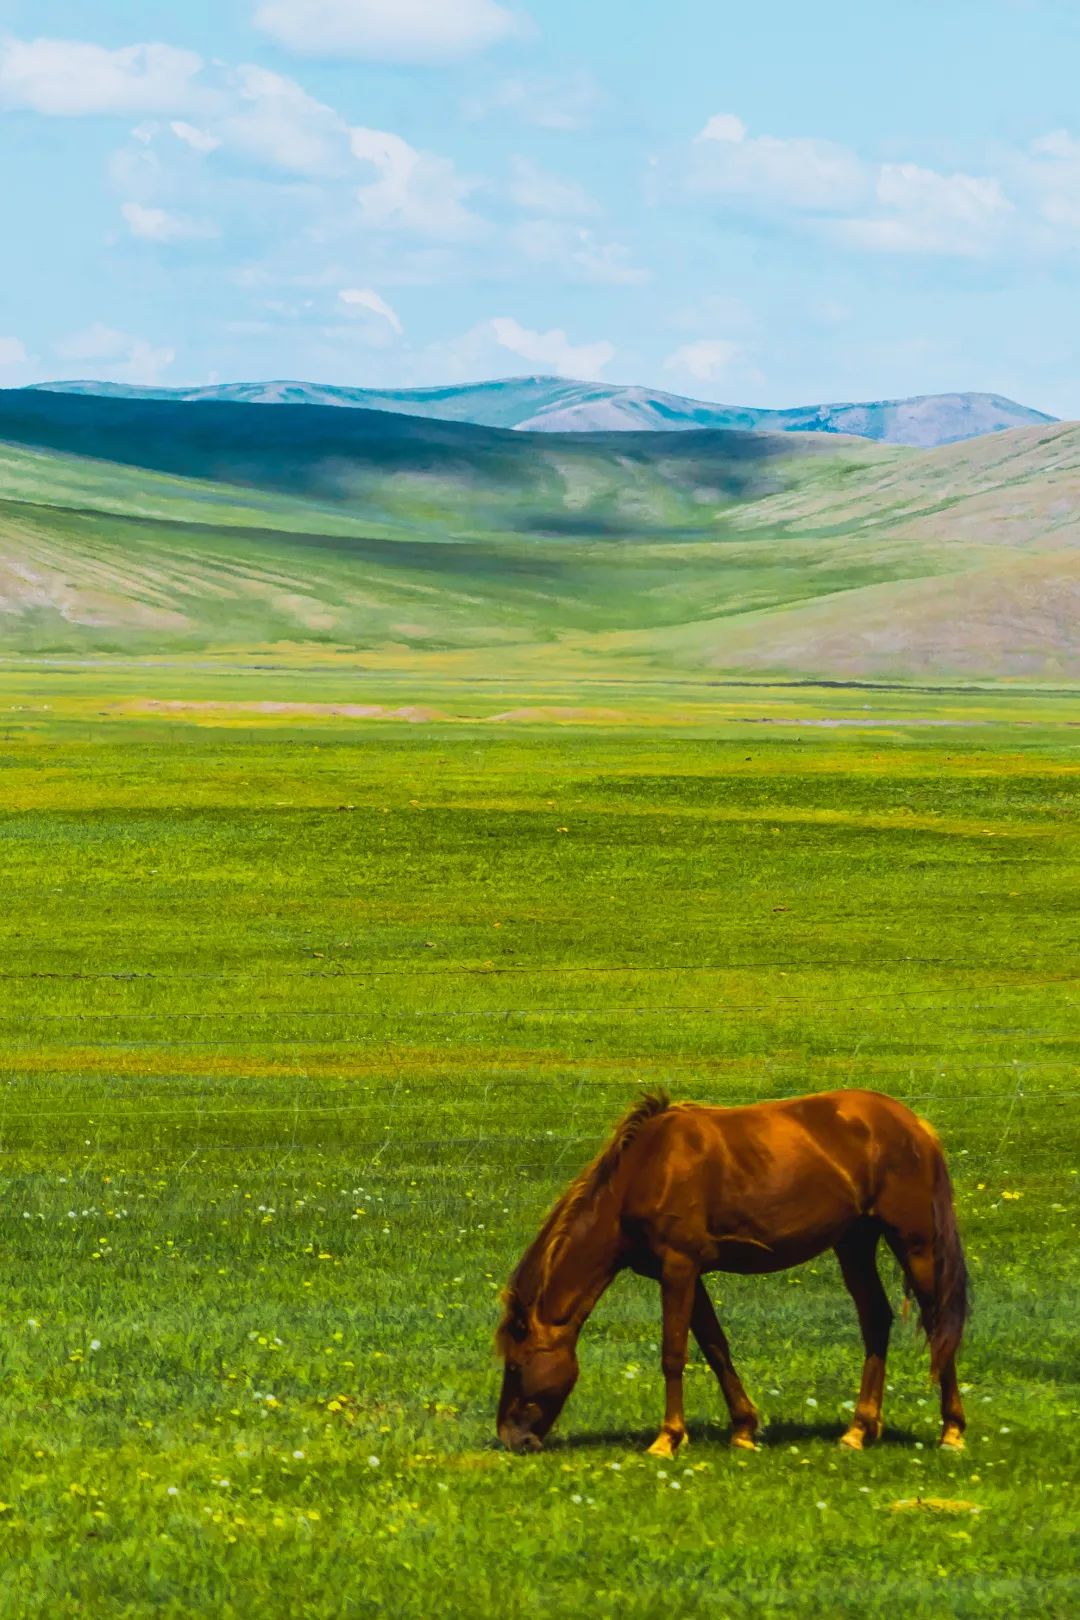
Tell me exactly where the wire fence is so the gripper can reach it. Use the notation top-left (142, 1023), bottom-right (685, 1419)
top-left (0, 1088), bottom-right (1075, 1125)
top-left (8, 983), bottom-right (1078, 1019)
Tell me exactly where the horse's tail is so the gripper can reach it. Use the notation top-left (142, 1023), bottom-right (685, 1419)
top-left (926, 1135), bottom-right (970, 1379)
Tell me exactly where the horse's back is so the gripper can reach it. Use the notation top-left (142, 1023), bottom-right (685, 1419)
top-left (658, 1088), bottom-right (925, 1149)
top-left (621, 1088), bottom-right (940, 1254)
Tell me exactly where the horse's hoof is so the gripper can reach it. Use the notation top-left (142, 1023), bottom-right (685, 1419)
top-left (646, 1431), bottom-right (684, 1458)
top-left (840, 1418), bottom-right (883, 1450)
top-left (940, 1426), bottom-right (966, 1452)
top-left (730, 1430), bottom-right (758, 1451)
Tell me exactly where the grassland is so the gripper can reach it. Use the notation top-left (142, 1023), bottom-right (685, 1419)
top-left (1, 388), bottom-right (1078, 680)
top-left (0, 662), bottom-right (1076, 1617)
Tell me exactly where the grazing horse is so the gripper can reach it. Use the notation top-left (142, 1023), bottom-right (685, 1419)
top-left (496, 1089), bottom-right (968, 1457)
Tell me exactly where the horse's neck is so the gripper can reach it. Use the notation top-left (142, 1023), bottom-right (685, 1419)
top-left (535, 1196), bottom-right (622, 1340)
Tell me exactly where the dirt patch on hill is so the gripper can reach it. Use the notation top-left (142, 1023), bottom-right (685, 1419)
top-left (134, 700), bottom-right (448, 722)
top-left (130, 700), bottom-right (638, 725)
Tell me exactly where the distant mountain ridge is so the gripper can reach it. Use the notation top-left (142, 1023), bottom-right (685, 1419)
top-left (29, 376), bottom-right (1055, 447)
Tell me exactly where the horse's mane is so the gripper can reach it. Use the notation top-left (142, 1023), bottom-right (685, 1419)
top-left (495, 1090), bottom-right (670, 1355)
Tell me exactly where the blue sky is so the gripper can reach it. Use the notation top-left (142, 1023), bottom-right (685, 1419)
top-left (2, 0), bottom-right (1080, 410)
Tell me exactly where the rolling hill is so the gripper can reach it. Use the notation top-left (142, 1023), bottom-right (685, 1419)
top-left (29, 377), bottom-right (1054, 447)
top-left (0, 387), bottom-right (1077, 679)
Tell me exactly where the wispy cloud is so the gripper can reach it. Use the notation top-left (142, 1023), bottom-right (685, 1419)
top-left (1022, 129), bottom-right (1080, 237)
top-left (511, 219), bottom-right (648, 284)
top-left (170, 120), bottom-right (220, 155)
top-left (508, 157), bottom-right (595, 217)
top-left (0, 336), bottom-right (29, 368)
top-left (338, 286), bottom-right (403, 334)
top-left (252, 0), bottom-right (528, 63)
top-left (663, 339), bottom-right (745, 384)
top-left (54, 322), bottom-right (175, 383)
top-left (221, 66), bottom-right (350, 176)
top-left (121, 201), bottom-right (215, 242)
top-left (351, 127), bottom-right (482, 238)
top-left (462, 69), bottom-right (602, 131)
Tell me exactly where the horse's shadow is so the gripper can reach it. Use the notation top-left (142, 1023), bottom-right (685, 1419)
top-left (540, 1417), bottom-right (922, 1452)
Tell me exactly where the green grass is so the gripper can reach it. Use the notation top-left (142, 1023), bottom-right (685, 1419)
top-left (0, 663), bottom-right (1076, 1616)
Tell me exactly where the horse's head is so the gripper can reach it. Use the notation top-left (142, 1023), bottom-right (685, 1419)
top-left (495, 1291), bottom-right (578, 1453)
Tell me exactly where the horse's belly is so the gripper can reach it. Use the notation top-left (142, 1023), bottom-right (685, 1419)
top-left (701, 1173), bottom-right (859, 1273)
top-left (705, 1232), bottom-right (836, 1275)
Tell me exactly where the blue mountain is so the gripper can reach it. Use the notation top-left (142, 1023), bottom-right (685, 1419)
top-left (28, 375), bottom-right (1055, 447)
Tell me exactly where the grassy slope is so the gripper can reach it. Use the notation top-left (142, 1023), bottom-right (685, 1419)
top-left (611, 422), bottom-right (1080, 679)
top-left (0, 389), bottom-right (1078, 678)
top-left (0, 670), bottom-right (1075, 1617)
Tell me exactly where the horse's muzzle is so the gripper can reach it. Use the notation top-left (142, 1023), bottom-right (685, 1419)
top-left (498, 1425), bottom-right (543, 1454)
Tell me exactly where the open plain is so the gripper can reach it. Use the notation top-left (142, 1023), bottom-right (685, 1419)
top-left (0, 662), bottom-right (1075, 1617)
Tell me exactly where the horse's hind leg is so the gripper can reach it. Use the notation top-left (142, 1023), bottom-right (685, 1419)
top-left (886, 1236), bottom-right (967, 1450)
top-left (646, 1254), bottom-right (697, 1458)
top-left (691, 1280), bottom-right (759, 1450)
top-left (933, 1352), bottom-right (965, 1450)
top-left (835, 1224), bottom-right (893, 1450)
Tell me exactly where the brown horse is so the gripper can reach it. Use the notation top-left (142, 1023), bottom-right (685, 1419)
top-left (496, 1089), bottom-right (968, 1457)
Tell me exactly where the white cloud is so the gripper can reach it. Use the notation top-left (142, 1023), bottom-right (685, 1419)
top-left (690, 112), bottom-right (867, 213)
top-left (836, 163), bottom-right (1012, 256)
top-left (4, 34), bottom-right (488, 260)
top-left (1033, 130), bottom-right (1079, 160)
top-left (55, 323), bottom-right (175, 384)
top-left (512, 219), bottom-right (648, 284)
top-left (97, 63), bottom-right (487, 274)
top-left (508, 157), bottom-right (595, 216)
top-left (0, 337), bottom-right (29, 368)
top-left (403, 315), bottom-right (615, 385)
top-left (0, 37), bottom-right (202, 117)
top-left (253, 0), bottom-right (525, 63)
top-left (490, 316), bottom-right (613, 377)
top-left (663, 339), bottom-right (743, 383)
top-left (171, 120), bottom-right (220, 154)
top-left (698, 113), bottom-right (747, 144)
top-left (338, 287), bottom-right (403, 334)
top-left (0, 43), bottom-right (350, 177)
top-left (684, 113), bottom-right (1016, 258)
top-left (121, 200), bottom-right (212, 242)
top-left (1023, 130), bottom-right (1080, 236)
top-left (351, 126), bottom-right (481, 237)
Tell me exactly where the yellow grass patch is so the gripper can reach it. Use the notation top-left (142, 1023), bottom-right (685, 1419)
top-left (890, 1497), bottom-right (983, 1515)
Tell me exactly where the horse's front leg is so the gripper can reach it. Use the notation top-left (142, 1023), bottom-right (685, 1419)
top-left (691, 1279), bottom-right (759, 1449)
top-left (647, 1254), bottom-right (697, 1458)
